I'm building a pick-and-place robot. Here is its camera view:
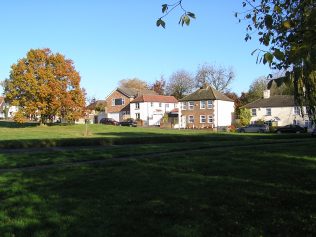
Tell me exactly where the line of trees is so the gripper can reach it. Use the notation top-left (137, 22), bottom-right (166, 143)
top-left (118, 63), bottom-right (236, 100)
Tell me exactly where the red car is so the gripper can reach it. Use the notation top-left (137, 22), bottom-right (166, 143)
top-left (99, 118), bottom-right (119, 125)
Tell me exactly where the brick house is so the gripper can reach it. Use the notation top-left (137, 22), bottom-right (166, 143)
top-left (179, 85), bottom-right (234, 130)
top-left (105, 87), bottom-right (157, 122)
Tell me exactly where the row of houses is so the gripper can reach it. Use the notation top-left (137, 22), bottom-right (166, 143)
top-left (87, 84), bottom-right (234, 129)
top-left (88, 84), bottom-right (314, 130)
top-left (1, 85), bottom-right (314, 130)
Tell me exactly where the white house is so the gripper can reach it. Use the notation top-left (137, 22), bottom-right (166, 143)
top-left (105, 87), bottom-right (157, 122)
top-left (179, 85), bottom-right (235, 130)
top-left (0, 96), bottom-right (19, 119)
top-left (242, 90), bottom-right (313, 130)
top-left (0, 96), bottom-right (5, 118)
top-left (130, 94), bottom-right (178, 126)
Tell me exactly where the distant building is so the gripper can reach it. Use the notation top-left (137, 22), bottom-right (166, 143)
top-left (179, 85), bottom-right (234, 130)
top-left (242, 90), bottom-right (313, 130)
top-left (0, 96), bottom-right (19, 119)
top-left (105, 87), bottom-right (157, 122)
top-left (130, 94), bottom-right (178, 126)
top-left (0, 96), bottom-right (5, 119)
top-left (86, 100), bottom-right (107, 123)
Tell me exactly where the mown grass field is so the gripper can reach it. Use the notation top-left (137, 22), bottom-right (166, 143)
top-left (0, 122), bottom-right (315, 236)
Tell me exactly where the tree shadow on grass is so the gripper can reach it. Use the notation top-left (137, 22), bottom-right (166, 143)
top-left (0, 132), bottom-right (242, 149)
top-left (0, 144), bottom-right (315, 236)
top-left (0, 121), bottom-right (39, 128)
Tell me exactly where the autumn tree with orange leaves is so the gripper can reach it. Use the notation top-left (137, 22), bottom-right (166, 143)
top-left (3, 48), bottom-right (86, 123)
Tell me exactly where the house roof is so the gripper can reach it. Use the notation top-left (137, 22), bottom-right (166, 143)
top-left (179, 85), bottom-right (234, 102)
top-left (117, 87), bottom-right (157, 98)
top-left (242, 95), bottom-right (297, 108)
top-left (131, 94), bottom-right (178, 103)
top-left (86, 100), bottom-right (106, 110)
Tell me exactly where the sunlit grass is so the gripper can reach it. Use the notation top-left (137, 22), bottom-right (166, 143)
top-left (0, 135), bottom-right (315, 236)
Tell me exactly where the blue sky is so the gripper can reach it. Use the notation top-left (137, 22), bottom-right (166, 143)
top-left (0, 0), bottom-right (272, 100)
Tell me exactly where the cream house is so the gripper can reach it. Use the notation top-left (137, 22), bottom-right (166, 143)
top-left (242, 90), bottom-right (313, 130)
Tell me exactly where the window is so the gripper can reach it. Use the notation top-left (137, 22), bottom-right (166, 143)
top-left (182, 102), bottom-right (187, 110)
top-left (151, 102), bottom-right (154, 107)
top-left (293, 120), bottom-right (298, 125)
top-left (135, 103), bottom-right (140, 109)
top-left (136, 113), bottom-right (140, 120)
top-left (294, 107), bottom-right (300, 115)
top-left (266, 108), bottom-right (271, 116)
top-left (305, 120), bottom-right (312, 128)
top-left (200, 101), bottom-right (206, 109)
top-left (208, 115), bottom-right (213, 123)
top-left (165, 103), bottom-right (169, 108)
top-left (251, 108), bottom-right (257, 116)
top-left (200, 115), bottom-right (206, 123)
top-left (188, 115), bottom-right (194, 123)
top-left (159, 103), bottom-right (162, 107)
top-left (207, 100), bottom-right (213, 109)
top-left (188, 101), bottom-right (194, 110)
top-left (112, 98), bottom-right (125, 106)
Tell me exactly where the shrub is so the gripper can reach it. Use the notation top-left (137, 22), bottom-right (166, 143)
top-left (13, 111), bottom-right (27, 124)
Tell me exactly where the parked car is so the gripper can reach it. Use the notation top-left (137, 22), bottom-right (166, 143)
top-left (275, 124), bottom-right (306, 134)
top-left (311, 128), bottom-right (316, 137)
top-left (237, 124), bottom-right (269, 133)
top-left (99, 118), bottom-right (119, 126)
top-left (119, 118), bottom-right (137, 127)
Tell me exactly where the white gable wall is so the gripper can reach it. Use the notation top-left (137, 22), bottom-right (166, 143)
top-left (214, 100), bottom-right (234, 127)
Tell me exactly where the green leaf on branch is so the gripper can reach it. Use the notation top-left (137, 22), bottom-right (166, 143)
top-left (181, 15), bottom-right (190, 26)
top-left (187, 12), bottom-right (196, 19)
top-left (156, 18), bottom-right (166, 28)
top-left (263, 52), bottom-right (274, 65)
top-left (273, 49), bottom-right (285, 61)
top-left (264, 15), bottom-right (273, 29)
top-left (283, 20), bottom-right (291, 29)
top-left (274, 5), bottom-right (282, 14)
top-left (162, 4), bottom-right (168, 13)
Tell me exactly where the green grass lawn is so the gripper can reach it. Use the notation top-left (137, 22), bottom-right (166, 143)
top-left (0, 123), bottom-right (315, 236)
top-left (0, 121), bottom-right (215, 140)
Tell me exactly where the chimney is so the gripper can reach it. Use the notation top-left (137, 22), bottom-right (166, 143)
top-left (200, 83), bottom-right (209, 89)
top-left (263, 89), bottom-right (270, 99)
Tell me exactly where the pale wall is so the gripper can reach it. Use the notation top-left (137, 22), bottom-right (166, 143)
top-left (250, 106), bottom-right (311, 127)
top-left (214, 100), bottom-right (234, 127)
top-left (130, 102), bottom-right (177, 126)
